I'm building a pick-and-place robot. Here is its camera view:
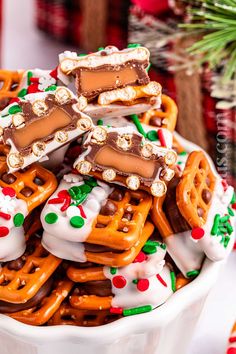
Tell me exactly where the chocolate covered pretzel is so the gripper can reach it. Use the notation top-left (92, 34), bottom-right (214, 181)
top-left (0, 87), bottom-right (93, 172)
top-left (74, 126), bottom-right (177, 197)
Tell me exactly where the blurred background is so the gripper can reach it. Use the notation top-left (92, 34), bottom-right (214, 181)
top-left (0, 1), bottom-right (235, 353)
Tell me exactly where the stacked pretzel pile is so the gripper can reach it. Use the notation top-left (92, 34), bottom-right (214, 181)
top-left (0, 45), bottom-right (234, 327)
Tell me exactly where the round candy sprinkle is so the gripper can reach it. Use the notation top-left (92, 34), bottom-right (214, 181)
top-left (110, 267), bottom-right (117, 275)
top-left (2, 187), bottom-right (16, 198)
top-left (97, 119), bottom-right (104, 126)
top-left (0, 226), bottom-right (9, 237)
top-left (80, 184), bottom-right (92, 194)
top-left (70, 216), bottom-right (85, 228)
top-left (112, 275), bottom-right (127, 289)
top-left (13, 213), bottom-right (25, 227)
top-left (45, 212), bottom-right (58, 224)
top-left (191, 227), bottom-right (205, 240)
top-left (137, 279), bottom-right (149, 292)
top-left (147, 130), bottom-right (158, 141)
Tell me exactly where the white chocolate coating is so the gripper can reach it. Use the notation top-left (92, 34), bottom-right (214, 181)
top-left (41, 174), bottom-right (113, 261)
top-left (0, 188), bottom-right (28, 262)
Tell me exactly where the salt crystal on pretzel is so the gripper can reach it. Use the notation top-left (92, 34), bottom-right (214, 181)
top-left (0, 87), bottom-right (93, 172)
top-left (74, 126), bottom-right (177, 197)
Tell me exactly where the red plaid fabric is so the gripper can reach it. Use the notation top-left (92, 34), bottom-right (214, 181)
top-left (35, 0), bottom-right (129, 48)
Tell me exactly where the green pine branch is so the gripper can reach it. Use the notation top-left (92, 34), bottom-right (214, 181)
top-left (180, 0), bottom-right (236, 80)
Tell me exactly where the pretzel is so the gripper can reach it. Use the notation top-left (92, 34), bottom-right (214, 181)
top-left (176, 151), bottom-right (216, 228)
top-left (0, 238), bottom-right (62, 303)
top-left (0, 144), bottom-right (10, 170)
top-left (0, 163), bottom-right (57, 212)
top-left (97, 82), bottom-right (162, 106)
top-left (151, 176), bottom-right (205, 277)
top-left (9, 278), bottom-right (73, 325)
top-left (48, 303), bottom-right (120, 326)
top-left (0, 70), bottom-right (24, 101)
top-left (139, 95), bottom-right (178, 132)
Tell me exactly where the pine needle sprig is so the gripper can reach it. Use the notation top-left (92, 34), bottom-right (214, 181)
top-left (180, 0), bottom-right (236, 80)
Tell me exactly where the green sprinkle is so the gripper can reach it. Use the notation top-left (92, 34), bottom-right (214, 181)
top-left (85, 177), bottom-right (98, 188)
top-left (179, 151), bottom-right (187, 156)
top-left (211, 214), bottom-right (220, 235)
top-left (147, 130), bottom-right (158, 142)
top-left (219, 226), bottom-right (227, 233)
top-left (177, 161), bottom-right (183, 165)
top-left (45, 85), bottom-right (57, 91)
top-left (80, 184), bottom-right (92, 194)
top-left (220, 215), bottom-right (230, 223)
top-left (13, 213), bottom-right (25, 227)
top-left (223, 236), bottom-right (230, 248)
top-left (75, 194), bottom-right (89, 205)
top-left (98, 47), bottom-right (105, 51)
top-left (130, 114), bottom-right (146, 137)
top-left (123, 305), bottom-right (152, 316)
top-left (127, 43), bottom-right (141, 48)
top-left (97, 119), bottom-right (103, 126)
top-left (70, 216), bottom-right (85, 228)
top-left (142, 245), bottom-right (157, 254)
top-left (230, 191), bottom-right (236, 204)
top-left (170, 271), bottom-right (176, 292)
top-left (145, 240), bottom-right (160, 247)
top-left (9, 105), bottom-right (22, 115)
top-left (45, 212), bottom-right (58, 224)
top-left (186, 270), bottom-right (200, 278)
top-left (27, 71), bottom-right (33, 86)
top-left (228, 207), bottom-right (234, 216)
top-left (17, 88), bottom-right (27, 98)
top-left (132, 279), bottom-right (138, 284)
top-left (110, 267), bottom-right (117, 275)
top-left (78, 53), bottom-right (87, 57)
top-left (226, 222), bottom-right (233, 235)
top-left (68, 186), bottom-right (82, 200)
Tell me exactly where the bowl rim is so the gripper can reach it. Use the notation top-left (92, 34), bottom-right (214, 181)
top-left (0, 133), bottom-right (228, 344)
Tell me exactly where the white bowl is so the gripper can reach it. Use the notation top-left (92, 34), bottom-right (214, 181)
top-left (0, 134), bottom-right (230, 354)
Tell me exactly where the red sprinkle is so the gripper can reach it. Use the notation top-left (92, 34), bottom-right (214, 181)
top-left (232, 203), bottom-right (236, 210)
top-left (221, 179), bottom-right (228, 191)
top-left (0, 226), bottom-right (9, 237)
top-left (9, 97), bottom-right (20, 104)
top-left (229, 336), bottom-right (236, 343)
top-left (156, 274), bottom-right (167, 287)
top-left (157, 129), bottom-right (167, 147)
top-left (2, 187), bottom-right (16, 198)
top-left (227, 348), bottom-right (236, 354)
top-left (58, 190), bottom-right (70, 198)
top-left (48, 198), bottom-right (64, 204)
top-left (61, 197), bottom-right (71, 212)
top-left (112, 275), bottom-right (127, 289)
top-left (137, 279), bottom-right (149, 292)
top-left (110, 307), bottom-right (123, 315)
top-left (233, 242), bottom-right (236, 250)
top-left (0, 211), bottom-right (11, 220)
top-left (77, 205), bottom-right (87, 219)
top-left (191, 227), bottom-right (205, 240)
top-left (30, 77), bottom-right (40, 83)
top-left (133, 251), bottom-right (148, 263)
top-left (49, 67), bottom-right (58, 80)
top-left (27, 83), bottom-right (41, 94)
